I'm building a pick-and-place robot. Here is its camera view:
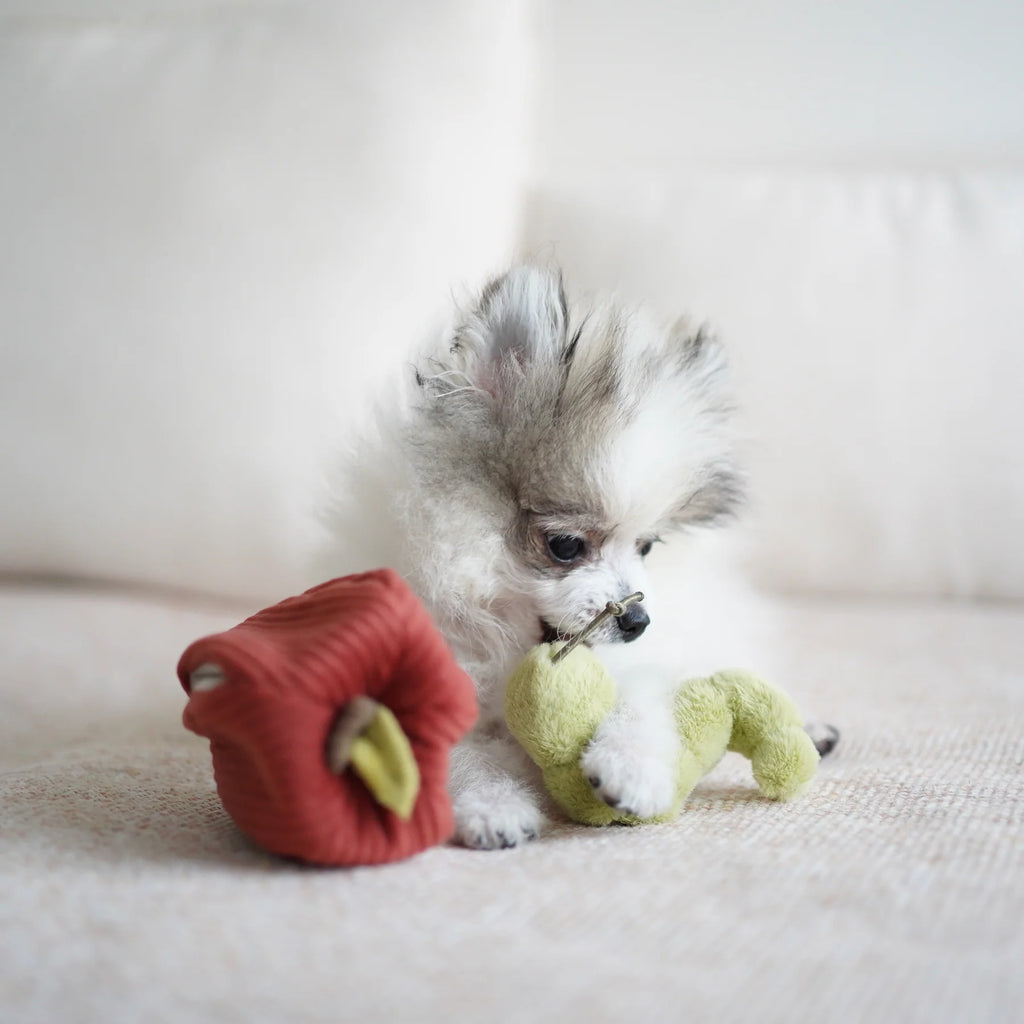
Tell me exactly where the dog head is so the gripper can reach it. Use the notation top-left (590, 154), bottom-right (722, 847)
top-left (415, 265), bottom-right (742, 648)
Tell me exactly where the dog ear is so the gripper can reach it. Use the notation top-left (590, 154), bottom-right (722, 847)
top-left (670, 461), bottom-right (746, 528)
top-left (457, 265), bottom-right (568, 395)
top-left (668, 318), bottom-right (727, 377)
top-left (662, 319), bottom-right (744, 526)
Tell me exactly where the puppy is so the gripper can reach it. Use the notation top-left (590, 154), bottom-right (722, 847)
top-left (326, 264), bottom-right (760, 849)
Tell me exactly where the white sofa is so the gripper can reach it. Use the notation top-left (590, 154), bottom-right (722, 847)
top-left (2, 3), bottom-right (1022, 1021)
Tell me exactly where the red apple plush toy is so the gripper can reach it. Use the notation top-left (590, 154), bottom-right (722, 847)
top-left (178, 569), bottom-right (477, 866)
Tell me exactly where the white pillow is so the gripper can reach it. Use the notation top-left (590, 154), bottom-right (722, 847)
top-left (0, 0), bottom-right (529, 600)
top-left (527, 172), bottom-right (1024, 599)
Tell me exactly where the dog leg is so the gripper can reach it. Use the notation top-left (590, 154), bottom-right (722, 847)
top-left (580, 689), bottom-right (681, 820)
top-left (449, 731), bottom-right (547, 850)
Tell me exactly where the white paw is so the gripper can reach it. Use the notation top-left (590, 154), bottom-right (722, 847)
top-left (453, 787), bottom-right (545, 850)
top-left (805, 720), bottom-right (840, 757)
top-left (580, 737), bottom-right (678, 819)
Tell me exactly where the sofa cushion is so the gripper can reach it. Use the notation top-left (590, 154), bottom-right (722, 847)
top-left (526, 171), bottom-right (1024, 599)
top-left (1, 582), bottom-right (1021, 1021)
top-left (0, 0), bottom-right (529, 600)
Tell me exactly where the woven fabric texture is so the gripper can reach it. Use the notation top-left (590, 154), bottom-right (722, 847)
top-left (1, 585), bottom-right (1021, 1022)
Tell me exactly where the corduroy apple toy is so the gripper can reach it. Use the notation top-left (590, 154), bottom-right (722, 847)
top-left (178, 569), bottom-right (477, 866)
top-left (505, 594), bottom-right (820, 826)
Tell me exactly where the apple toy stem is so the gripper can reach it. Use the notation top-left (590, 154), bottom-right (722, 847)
top-left (326, 696), bottom-right (382, 774)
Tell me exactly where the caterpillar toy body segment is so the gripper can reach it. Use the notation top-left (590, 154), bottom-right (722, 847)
top-left (505, 644), bottom-right (819, 826)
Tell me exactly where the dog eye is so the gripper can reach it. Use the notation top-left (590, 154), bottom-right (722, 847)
top-left (638, 539), bottom-right (654, 557)
top-left (546, 534), bottom-right (586, 563)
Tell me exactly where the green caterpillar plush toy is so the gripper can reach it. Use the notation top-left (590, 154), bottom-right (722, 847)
top-left (505, 602), bottom-right (820, 826)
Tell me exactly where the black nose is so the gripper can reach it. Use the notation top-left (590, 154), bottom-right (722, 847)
top-left (616, 603), bottom-right (650, 642)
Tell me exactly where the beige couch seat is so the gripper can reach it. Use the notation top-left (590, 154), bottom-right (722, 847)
top-left (2, 582), bottom-right (1020, 1022)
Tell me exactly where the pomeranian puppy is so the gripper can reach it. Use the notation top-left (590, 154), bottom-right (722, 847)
top-left (326, 263), bottom-right (803, 849)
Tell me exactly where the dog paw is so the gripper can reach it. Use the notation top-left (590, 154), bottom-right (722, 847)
top-left (579, 739), bottom-right (677, 820)
top-left (453, 789), bottom-right (545, 850)
top-left (805, 720), bottom-right (841, 757)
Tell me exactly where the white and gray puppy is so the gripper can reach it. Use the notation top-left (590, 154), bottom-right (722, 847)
top-left (328, 264), bottom-right (762, 849)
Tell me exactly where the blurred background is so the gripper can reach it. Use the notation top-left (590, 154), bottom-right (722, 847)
top-left (2, 0), bottom-right (1022, 604)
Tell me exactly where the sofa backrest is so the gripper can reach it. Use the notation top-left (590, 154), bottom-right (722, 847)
top-left (524, 0), bottom-right (1024, 600)
top-left (2, 1), bottom-right (1022, 601)
top-left (0, 0), bottom-right (530, 600)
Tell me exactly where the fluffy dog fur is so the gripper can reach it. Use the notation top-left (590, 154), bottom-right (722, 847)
top-left (325, 264), bottom-right (748, 849)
